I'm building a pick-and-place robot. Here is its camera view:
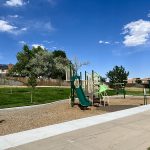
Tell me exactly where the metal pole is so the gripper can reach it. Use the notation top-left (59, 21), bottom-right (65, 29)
top-left (85, 71), bottom-right (87, 93)
top-left (123, 86), bottom-right (126, 99)
top-left (92, 70), bottom-right (94, 103)
top-left (144, 88), bottom-right (147, 105)
top-left (80, 72), bottom-right (82, 87)
top-left (70, 62), bottom-right (74, 107)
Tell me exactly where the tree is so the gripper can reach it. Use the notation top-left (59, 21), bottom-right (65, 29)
top-left (29, 49), bottom-right (54, 78)
top-left (106, 65), bottom-right (129, 87)
top-left (100, 76), bottom-right (106, 83)
top-left (52, 50), bottom-right (67, 58)
top-left (10, 46), bottom-right (70, 80)
top-left (135, 78), bottom-right (142, 84)
top-left (51, 50), bottom-right (70, 79)
top-left (72, 57), bottom-right (89, 75)
top-left (27, 73), bottom-right (37, 103)
top-left (11, 45), bottom-right (33, 77)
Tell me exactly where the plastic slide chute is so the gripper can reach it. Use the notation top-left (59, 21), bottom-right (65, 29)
top-left (71, 75), bottom-right (92, 107)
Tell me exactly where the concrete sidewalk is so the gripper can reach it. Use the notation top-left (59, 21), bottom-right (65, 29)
top-left (7, 110), bottom-right (150, 150)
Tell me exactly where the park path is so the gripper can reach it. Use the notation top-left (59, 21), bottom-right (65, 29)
top-left (8, 110), bottom-right (150, 150)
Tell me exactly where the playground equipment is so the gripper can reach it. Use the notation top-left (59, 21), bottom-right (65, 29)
top-left (70, 75), bottom-right (92, 107)
top-left (84, 70), bottom-right (109, 106)
top-left (67, 63), bottom-right (109, 107)
top-left (69, 64), bottom-right (92, 108)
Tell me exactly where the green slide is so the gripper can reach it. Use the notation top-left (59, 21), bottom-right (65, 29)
top-left (75, 85), bottom-right (92, 107)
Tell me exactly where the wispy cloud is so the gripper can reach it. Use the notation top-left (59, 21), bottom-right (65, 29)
top-left (21, 27), bottom-right (27, 31)
top-left (27, 21), bottom-right (55, 33)
top-left (99, 40), bottom-right (110, 44)
top-left (52, 46), bottom-right (57, 49)
top-left (34, 21), bottom-right (54, 32)
top-left (147, 13), bottom-right (150, 18)
top-left (43, 40), bottom-right (54, 44)
top-left (0, 19), bottom-right (27, 35)
top-left (122, 19), bottom-right (150, 47)
top-left (8, 15), bottom-right (19, 18)
top-left (0, 20), bottom-right (17, 32)
top-left (19, 40), bottom-right (26, 45)
top-left (4, 0), bottom-right (29, 7)
top-left (98, 40), bottom-right (120, 45)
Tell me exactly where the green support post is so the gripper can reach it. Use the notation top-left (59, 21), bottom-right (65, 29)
top-left (87, 76), bottom-right (88, 93)
top-left (70, 62), bottom-right (75, 107)
top-left (80, 72), bottom-right (82, 87)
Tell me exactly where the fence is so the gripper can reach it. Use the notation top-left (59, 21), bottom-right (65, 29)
top-left (0, 77), bottom-right (70, 86)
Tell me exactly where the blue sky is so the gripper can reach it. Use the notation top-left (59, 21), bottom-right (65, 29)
top-left (0, 0), bottom-right (150, 78)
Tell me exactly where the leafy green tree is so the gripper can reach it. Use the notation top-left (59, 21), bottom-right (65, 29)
top-left (29, 49), bottom-right (54, 78)
top-left (51, 50), bottom-right (70, 79)
top-left (51, 56), bottom-right (69, 79)
top-left (11, 45), bottom-right (33, 76)
top-left (106, 65), bottom-right (129, 87)
top-left (10, 46), bottom-right (70, 80)
top-left (52, 50), bottom-right (67, 58)
top-left (100, 76), bottom-right (106, 83)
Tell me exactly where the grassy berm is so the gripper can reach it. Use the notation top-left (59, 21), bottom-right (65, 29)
top-left (0, 87), bottom-right (70, 108)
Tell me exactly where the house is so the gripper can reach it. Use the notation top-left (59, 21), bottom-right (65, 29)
top-left (0, 64), bottom-right (13, 75)
top-left (127, 78), bottom-right (141, 84)
top-left (142, 78), bottom-right (150, 84)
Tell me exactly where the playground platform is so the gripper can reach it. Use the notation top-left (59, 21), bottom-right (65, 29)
top-left (1, 105), bottom-right (150, 150)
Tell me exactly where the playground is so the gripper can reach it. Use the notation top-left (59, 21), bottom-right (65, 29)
top-left (1, 65), bottom-right (150, 136)
top-left (0, 70), bottom-right (150, 150)
top-left (0, 95), bottom-right (150, 136)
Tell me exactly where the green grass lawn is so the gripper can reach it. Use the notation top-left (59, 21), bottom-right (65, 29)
top-left (108, 88), bottom-right (149, 96)
top-left (0, 87), bottom-right (148, 109)
top-left (0, 87), bottom-right (70, 109)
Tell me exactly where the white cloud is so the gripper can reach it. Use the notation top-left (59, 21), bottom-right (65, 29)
top-left (99, 40), bottom-right (103, 44)
top-left (0, 20), bottom-right (17, 32)
top-left (32, 44), bottom-right (45, 49)
top-left (43, 40), bottom-right (54, 44)
top-left (19, 40), bottom-right (26, 44)
top-left (147, 13), bottom-right (150, 18)
top-left (0, 19), bottom-right (27, 35)
top-left (123, 19), bottom-right (150, 46)
top-left (104, 41), bottom-right (110, 44)
top-left (52, 46), bottom-right (57, 49)
top-left (45, 22), bottom-right (54, 31)
top-left (8, 15), bottom-right (19, 18)
top-left (34, 21), bottom-right (55, 32)
top-left (114, 41), bottom-right (120, 44)
top-left (99, 40), bottom-right (110, 44)
top-left (21, 27), bottom-right (27, 31)
top-left (4, 0), bottom-right (28, 7)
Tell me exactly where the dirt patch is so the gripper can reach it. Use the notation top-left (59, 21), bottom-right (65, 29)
top-left (0, 97), bottom-right (149, 136)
